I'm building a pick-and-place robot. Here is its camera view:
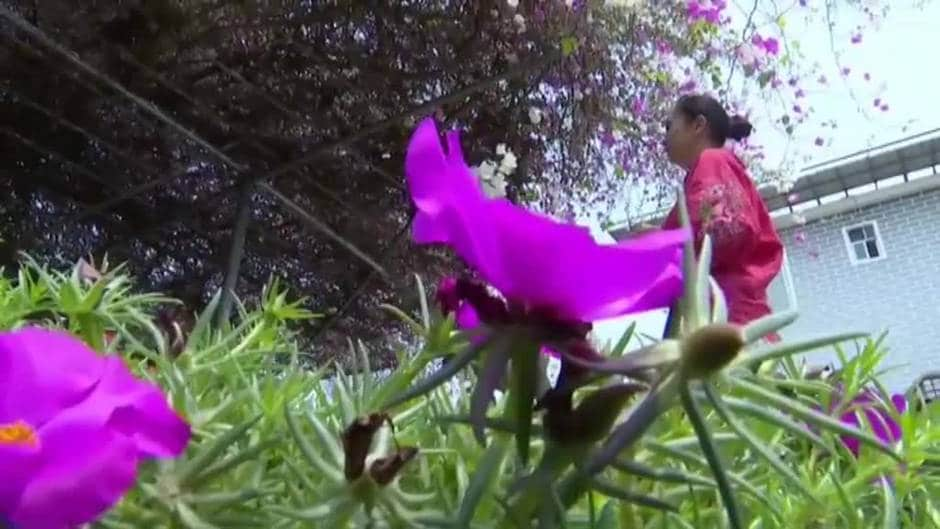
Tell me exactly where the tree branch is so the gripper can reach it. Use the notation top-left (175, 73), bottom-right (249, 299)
top-left (216, 178), bottom-right (255, 327)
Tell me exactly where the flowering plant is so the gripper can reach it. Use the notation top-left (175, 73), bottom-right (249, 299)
top-left (0, 244), bottom-right (938, 528)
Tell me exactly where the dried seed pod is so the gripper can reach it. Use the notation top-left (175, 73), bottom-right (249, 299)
top-left (342, 413), bottom-right (387, 480)
top-left (368, 446), bottom-right (419, 485)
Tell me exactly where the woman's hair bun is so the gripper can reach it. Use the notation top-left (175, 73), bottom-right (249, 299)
top-left (727, 115), bottom-right (754, 141)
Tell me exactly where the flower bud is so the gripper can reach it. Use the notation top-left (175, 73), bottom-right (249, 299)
top-left (679, 323), bottom-right (745, 378)
top-left (544, 383), bottom-right (645, 445)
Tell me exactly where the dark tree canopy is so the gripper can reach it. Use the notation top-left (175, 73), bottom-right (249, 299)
top-left (2, 0), bottom-right (872, 364)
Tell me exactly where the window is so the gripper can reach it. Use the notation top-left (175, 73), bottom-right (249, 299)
top-left (842, 221), bottom-right (885, 264)
top-left (768, 250), bottom-right (798, 312)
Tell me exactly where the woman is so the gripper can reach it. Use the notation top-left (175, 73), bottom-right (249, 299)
top-left (659, 94), bottom-right (784, 339)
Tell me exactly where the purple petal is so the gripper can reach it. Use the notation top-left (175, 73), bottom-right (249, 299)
top-left (0, 443), bottom-right (40, 519)
top-left (488, 200), bottom-right (687, 320)
top-left (11, 412), bottom-right (139, 529)
top-left (864, 408), bottom-right (898, 445)
top-left (1, 328), bottom-right (189, 459)
top-left (839, 410), bottom-right (862, 456)
top-left (837, 391), bottom-right (906, 457)
top-left (891, 394), bottom-right (907, 414)
top-left (0, 328), bottom-right (104, 427)
top-left (96, 357), bottom-right (191, 458)
top-left (455, 303), bottom-right (481, 331)
top-left (405, 118), bottom-right (689, 322)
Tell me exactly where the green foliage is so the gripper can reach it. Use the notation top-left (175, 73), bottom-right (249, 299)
top-left (3, 254), bottom-right (940, 528)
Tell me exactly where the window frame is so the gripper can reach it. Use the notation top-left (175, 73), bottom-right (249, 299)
top-left (841, 220), bottom-right (886, 265)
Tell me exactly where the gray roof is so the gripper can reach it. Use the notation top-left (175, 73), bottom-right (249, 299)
top-left (762, 128), bottom-right (940, 212)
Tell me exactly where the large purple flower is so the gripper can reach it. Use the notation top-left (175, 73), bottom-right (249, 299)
top-left (406, 117), bottom-right (689, 328)
top-left (0, 327), bottom-right (191, 529)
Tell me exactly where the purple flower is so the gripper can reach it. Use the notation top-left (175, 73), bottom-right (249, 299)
top-left (0, 328), bottom-right (190, 529)
top-left (406, 117), bottom-right (689, 325)
top-left (836, 390), bottom-right (906, 457)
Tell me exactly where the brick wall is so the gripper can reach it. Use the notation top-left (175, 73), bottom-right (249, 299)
top-left (772, 187), bottom-right (940, 391)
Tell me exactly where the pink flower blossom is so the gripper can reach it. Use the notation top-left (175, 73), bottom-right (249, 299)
top-left (0, 328), bottom-right (190, 529)
top-left (687, 0), bottom-right (726, 25)
top-left (405, 117), bottom-right (689, 324)
top-left (836, 389), bottom-right (906, 458)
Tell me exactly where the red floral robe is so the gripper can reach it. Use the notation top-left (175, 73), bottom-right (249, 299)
top-left (662, 148), bottom-right (784, 340)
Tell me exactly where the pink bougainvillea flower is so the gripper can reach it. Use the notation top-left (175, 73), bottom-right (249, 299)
top-left (0, 328), bottom-right (190, 529)
top-left (678, 79), bottom-right (698, 93)
top-left (836, 389), bottom-right (906, 457)
top-left (687, 0), bottom-right (726, 25)
top-left (406, 117), bottom-right (689, 326)
top-left (751, 34), bottom-right (780, 56)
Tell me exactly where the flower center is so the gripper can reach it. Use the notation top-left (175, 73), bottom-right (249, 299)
top-left (0, 420), bottom-right (38, 447)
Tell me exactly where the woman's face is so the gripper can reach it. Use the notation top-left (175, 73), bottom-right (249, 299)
top-left (664, 106), bottom-right (706, 168)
